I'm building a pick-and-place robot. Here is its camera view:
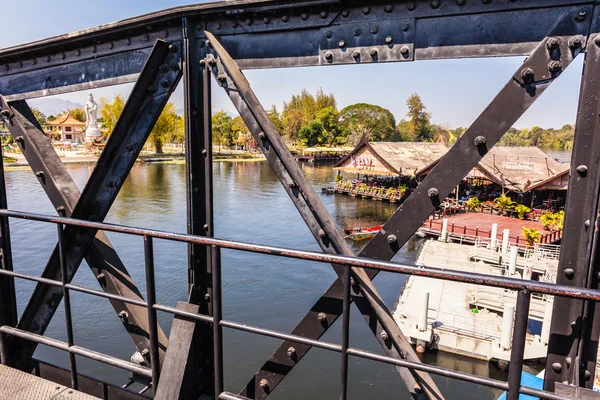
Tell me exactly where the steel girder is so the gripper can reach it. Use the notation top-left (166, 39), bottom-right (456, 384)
top-left (1, 39), bottom-right (182, 370)
top-left (544, 16), bottom-right (600, 390)
top-left (182, 17), bottom-right (215, 397)
top-left (0, 2), bottom-right (596, 101)
top-left (200, 7), bottom-right (588, 398)
top-left (205, 30), bottom-right (442, 400)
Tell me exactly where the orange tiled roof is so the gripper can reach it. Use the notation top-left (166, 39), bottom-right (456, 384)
top-left (47, 114), bottom-right (86, 126)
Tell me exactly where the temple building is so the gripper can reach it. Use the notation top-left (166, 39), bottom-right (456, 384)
top-left (46, 114), bottom-right (86, 142)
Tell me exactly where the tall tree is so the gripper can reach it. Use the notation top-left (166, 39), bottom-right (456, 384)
top-left (232, 116), bottom-right (251, 150)
top-left (31, 108), bottom-right (47, 128)
top-left (212, 111), bottom-right (234, 152)
top-left (267, 105), bottom-right (285, 134)
top-left (282, 88), bottom-right (337, 143)
top-left (148, 102), bottom-right (179, 154)
top-left (315, 88), bottom-right (336, 111)
top-left (99, 94), bottom-right (126, 138)
top-left (339, 103), bottom-right (396, 145)
top-left (298, 120), bottom-right (324, 147)
top-left (315, 106), bottom-right (341, 144)
top-left (406, 93), bottom-right (433, 141)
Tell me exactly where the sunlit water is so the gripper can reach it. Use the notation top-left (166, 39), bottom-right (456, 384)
top-left (6, 161), bottom-right (539, 399)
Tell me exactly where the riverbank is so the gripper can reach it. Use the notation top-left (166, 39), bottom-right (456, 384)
top-left (2, 150), bottom-right (266, 170)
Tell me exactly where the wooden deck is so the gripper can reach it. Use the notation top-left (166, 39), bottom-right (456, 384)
top-left (420, 213), bottom-right (562, 245)
top-left (0, 364), bottom-right (97, 400)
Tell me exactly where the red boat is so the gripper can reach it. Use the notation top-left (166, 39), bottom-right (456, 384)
top-left (343, 225), bottom-right (382, 241)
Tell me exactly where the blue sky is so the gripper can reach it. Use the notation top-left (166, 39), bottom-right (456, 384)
top-left (2, 1), bottom-right (585, 129)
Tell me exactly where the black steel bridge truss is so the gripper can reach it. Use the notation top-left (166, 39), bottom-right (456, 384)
top-left (0, 1), bottom-right (598, 399)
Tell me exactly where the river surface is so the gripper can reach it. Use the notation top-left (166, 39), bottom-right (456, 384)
top-left (6, 161), bottom-right (542, 399)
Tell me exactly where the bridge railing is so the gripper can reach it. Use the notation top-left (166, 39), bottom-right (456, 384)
top-left (0, 208), bottom-right (596, 400)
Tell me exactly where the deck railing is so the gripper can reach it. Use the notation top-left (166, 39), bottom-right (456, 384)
top-left (0, 209), bottom-right (595, 400)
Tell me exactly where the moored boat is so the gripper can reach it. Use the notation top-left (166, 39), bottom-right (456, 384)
top-left (343, 225), bottom-right (382, 241)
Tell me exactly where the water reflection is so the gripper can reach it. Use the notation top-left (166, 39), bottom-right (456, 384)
top-left (6, 161), bottom-right (509, 399)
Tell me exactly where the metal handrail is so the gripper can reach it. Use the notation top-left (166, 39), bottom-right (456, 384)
top-left (0, 208), bottom-right (587, 400)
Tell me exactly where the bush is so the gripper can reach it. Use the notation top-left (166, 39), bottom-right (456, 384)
top-left (494, 194), bottom-right (515, 213)
top-left (515, 204), bottom-right (531, 220)
top-left (522, 227), bottom-right (541, 247)
top-left (540, 211), bottom-right (564, 230)
top-left (466, 196), bottom-right (481, 211)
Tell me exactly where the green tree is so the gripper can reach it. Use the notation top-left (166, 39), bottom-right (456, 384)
top-left (315, 88), bottom-right (336, 111)
top-left (212, 111), bottom-right (233, 152)
top-left (31, 108), bottom-right (47, 128)
top-left (396, 119), bottom-right (415, 141)
top-left (315, 106), bottom-right (340, 145)
top-left (47, 114), bottom-right (56, 122)
top-left (232, 116), bottom-right (251, 150)
top-left (99, 94), bottom-right (126, 138)
top-left (298, 120), bottom-right (324, 146)
top-left (339, 103), bottom-right (396, 145)
top-left (498, 124), bottom-right (575, 150)
top-left (406, 93), bottom-right (433, 141)
top-left (282, 88), bottom-right (338, 143)
top-left (66, 107), bottom-right (86, 122)
top-left (267, 105), bottom-right (285, 134)
top-left (147, 102), bottom-right (180, 154)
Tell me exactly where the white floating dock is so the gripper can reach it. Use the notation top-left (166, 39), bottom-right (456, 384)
top-left (393, 240), bottom-right (553, 362)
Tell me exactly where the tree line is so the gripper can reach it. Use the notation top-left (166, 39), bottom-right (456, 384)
top-left (30, 89), bottom-right (575, 153)
top-left (211, 90), bottom-right (440, 148)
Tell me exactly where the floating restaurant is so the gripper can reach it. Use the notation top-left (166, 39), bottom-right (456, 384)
top-left (418, 146), bottom-right (570, 208)
top-left (334, 136), bottom-right (448, 178)
top-left (331, 139), bottom-right (569, 210)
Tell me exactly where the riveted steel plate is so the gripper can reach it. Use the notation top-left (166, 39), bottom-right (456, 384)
top-left (0, 364), bottom-right (97, 400)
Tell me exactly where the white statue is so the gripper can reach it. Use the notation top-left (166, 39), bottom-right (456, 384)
top-left (84, 93), bottom-right (102, 140)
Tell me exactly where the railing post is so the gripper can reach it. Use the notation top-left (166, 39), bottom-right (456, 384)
top-left (507, 290), bottom-right (531, 400)
top-left (211, 246), bottom-right (224, 397)
top-left (143, 235), bottom-right (160, 389)
top-left (57, 222), bottom-right (78, 390)
top-left (340, 267), bottom-right (351, 400)
top-left (0, 147), bottom-right (16, 367)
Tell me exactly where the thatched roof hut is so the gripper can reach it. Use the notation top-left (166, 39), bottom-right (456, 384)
top-left (335, 136), bottom-right (448, 177)
top-left (417, 146), bottom-right (569, 193)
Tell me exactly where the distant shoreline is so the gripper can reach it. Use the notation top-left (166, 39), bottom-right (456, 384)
top-left (2, 151), bottom-right (267, 171)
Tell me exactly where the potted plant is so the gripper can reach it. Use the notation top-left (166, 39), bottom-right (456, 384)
top-left (515, 204), bottom-right (531, 220)
top-left (494, 194), bottom-right (515, 216)
top-left (466, 196), bottom-right (481, 211)
top-left (540, 212), bottom-right (554, 231)
top-left (522, 227), bottom-right (541, 248)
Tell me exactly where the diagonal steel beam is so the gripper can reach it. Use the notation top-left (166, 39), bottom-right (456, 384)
top-left (4, 39), bottom-right (182, 369)
top-left (205, 31), bottom-right (442, 400)
top-left (204, 7), bottom-right (590, 398)
top-left (0, 99), bottom-right (169, 370)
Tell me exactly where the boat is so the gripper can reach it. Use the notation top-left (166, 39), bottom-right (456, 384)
top-left (343, 225), bottom-right (382, 241)
top-left (321, 187), bottom-right (335, 194)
